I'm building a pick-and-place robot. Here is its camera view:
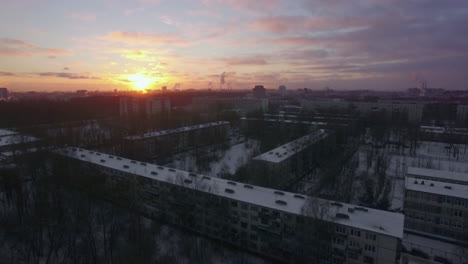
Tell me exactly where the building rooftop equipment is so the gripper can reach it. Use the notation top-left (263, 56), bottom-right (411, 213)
top-left (55, 147), bottom-right (404, 239)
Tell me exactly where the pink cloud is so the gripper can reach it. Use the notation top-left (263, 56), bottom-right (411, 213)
top-left (103, 31), bottom-right (193, 46)
top-left (0, 38), bottom-right (70, 57)
top-left (249, 16), bottom-right (366, 33)
top-left (203, 0), bottom-right (280, 12)
top-left (220, 57), bottom-right (268, 66)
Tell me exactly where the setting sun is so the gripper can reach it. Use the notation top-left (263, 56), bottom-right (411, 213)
top-left (128, 74), bottom-right (154, 91)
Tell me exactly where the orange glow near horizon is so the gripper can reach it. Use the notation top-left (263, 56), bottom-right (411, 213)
top-left (128, 74), bottom-right (155, 92)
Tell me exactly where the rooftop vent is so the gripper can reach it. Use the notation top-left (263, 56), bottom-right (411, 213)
top-left (336, 213), bottom-right (350, 220)
top-left (275, 200), bottom-right (287, 206)
top-left (244, 185), bottom-right (254, 189)
top-left (100, 159), bottom-right (106, 163)
top-left (123, 165), bottom-right (129, 169)
top-left (348, 208), bottom-right (354, 213)
top-left (354, 207), bottom-right (368, 212)
top-left (331, 202), bottom-right (343, 207)
top-left (131, 161), bottom-right (137, 164)
top-left (294, 195), bottom-right (305, 199)
top-left (109, 156), bottom-right (114, 158)
top-left (184, 179), bottom-right (192, 184)
top-left (274, 191), bottom-right (285, 195)
top-left (444, 186), bottom-right (452, 189)
top-left (72, 148), bottom-right (77, 151)
top-left (89, 151), bottom-right (94, 154)
top-left (96, 153), bottom-right (101, 156)
top-left (81, 155), bottom-right (86, 158)
top-left (189, 173), bottom-right (197, 177)
top-left (414, 180), bottom-right (418, 184)
top-left (117, 158), bottom-right (122, 160)
top-left (227, 181), bottom-right (237, 186)
top-left (140, 163), bottom-right (146, 166)
top-left (158, 166), bottom-right (164, 170)
top-left (430, 183), bottom-right (434, 186)
top-left (168, 169), bottom-right (176, 172)
top-left (225, 188), bottom-right (235, 194)
top-left (421, 181), bottom-right (425, 185)
top-left (203, 176), bottom-right (211, 180)
top-left (151, 171), bottom-right (157, 176)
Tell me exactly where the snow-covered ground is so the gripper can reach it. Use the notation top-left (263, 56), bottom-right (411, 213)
top-left (165, 139), bottom-right (260, 178)
top-left (351, 141), bottom-right (468, 211)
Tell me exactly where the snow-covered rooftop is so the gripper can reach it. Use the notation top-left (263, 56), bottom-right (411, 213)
top-left (405, 177), bottom-right (468, 199)
top-left (407, 167), bottom-right (468, 185)
top-left (253, 130), bottom-right (328, 163)
top-left (0, 129), bottom-right (18, 137)
top-left (241, 117), bottom-right (327, 126)
top-left (420, 126), bottom-right (468, 135)
top-left (125, 121), bottom-right (230, 140)
top-left (0, 134), bottom-right (39, 147)
top-left (55, 147), bottom-right (404, 238)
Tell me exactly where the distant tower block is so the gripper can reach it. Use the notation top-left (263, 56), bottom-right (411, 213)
top-left (162, 86), bottom-right (167, 92)
top-left (252, 85), bottom-right (266, 98)
top-left (0, 87), bottom-right (9, 99)
top-left (278, 85), bottom-right (286, 94)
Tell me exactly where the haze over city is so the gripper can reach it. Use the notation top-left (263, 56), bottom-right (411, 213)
top-left (2, 1), bottom-right (468, 264)
top-left (1, 0), bottom-right (467, 92)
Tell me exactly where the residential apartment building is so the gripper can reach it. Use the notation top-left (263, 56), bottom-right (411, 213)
top-left (407, 167), bottom-right (468, 186)
top-left (419, 125), bottom-right (468, 143)
top-left (457, 104), bottom-right (468, 126)
top-left (301, 100), bottom-right (424, 123)
top-left (191, 97), bottom-right (268, 114)
top-left (55, 147), bottom-right (404, 264)
top-left (123, 121), bottom-right (230, 160)
top-left (404, 171), bottom-right (468, 244)
top-left (120, 96), bottom-right (171, 117)
top-left (0, 129), bottom-right (43, 163)
top-left (252, 130), bottom-right (332, 188)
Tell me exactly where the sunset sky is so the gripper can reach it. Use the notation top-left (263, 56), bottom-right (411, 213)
top-left (1, 0), bottom-right (467, 91)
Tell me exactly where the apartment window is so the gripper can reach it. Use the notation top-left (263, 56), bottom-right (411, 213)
top-left (454, 210), bottom-right (463, 217)
top-left (336, 226), bottom-right (346, 234)
top-left (231, 201), bottom-right (238, 207)
top-left (348, 252), bottom-right (359, 260)
top-left (350, 229), bottom-right (361, 237)
top-left (251, 215), bottom-right (258, 221)
top-left (332, 237), bottom-right (345, 246)
top-left (366, 233), bottom-right (376, 241)
top-left (241, 222), bottom-right (248, 229)
top-left (241, 203), bottom-right (248, 210)
top-left (241, 212), bottom-right (248, 218)
top-left (364, 244), bottom-right (375, 253)
top-left (250, 205), bottom-right (258, 212)
top-left (363, 256), bottom-right (374, 264)
top-left (349, 240), bottom-right (360, 248)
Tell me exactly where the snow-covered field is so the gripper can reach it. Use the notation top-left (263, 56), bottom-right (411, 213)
top-left (351, 141), bottom-right (468, 211)
top-left (165, 139), bottom-right (260, 178)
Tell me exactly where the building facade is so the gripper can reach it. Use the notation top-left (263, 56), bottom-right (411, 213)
top-left (0, 87), bottom-right (9, 99)
top-left (252, 130), bottom-right (332, 188)
top-left (123, 121), bottom-right (230, 160)
top-left (404, 171), bottom-right (468, 244)
top-left (120, 96), bottom-right (171, 117)
top-left (301, 100), bottom-right (424, 123)
top-left (55, 147), bottom-right (404, 264)
top-left (457, 104), bottom-right (468, 126)
top-left (191, 97), bottom-right (268, 114)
